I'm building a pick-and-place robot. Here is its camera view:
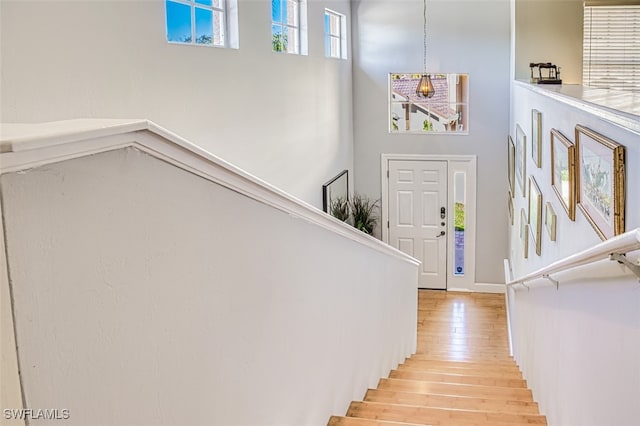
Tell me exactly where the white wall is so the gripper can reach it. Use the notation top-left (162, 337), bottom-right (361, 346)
top-left (0, 202), bottom-right (24, 426)
top-left (0, 0), bottom-right (353, 208)
top-left (351, 0), bottom-right (511, 285)
top-left (513, 0), bottom-right (583, 84)
top-left (0, 145), bottom-right (417, 426)
top-left (507, 264), bottom-right (640, 426)
top-left (508, 83), bottom-right (640, 426)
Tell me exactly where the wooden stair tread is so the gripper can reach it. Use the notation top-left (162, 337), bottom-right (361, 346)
top-left (396, 364), bottom-right (524, 379)
top-left (416, 344), bottom-right (511, 353)
top-left (377, 378), bottom-right (533, 401)
top-left (347, 401), bottom-right (547, 425)
top-left (328, 416), bottom-right (425, 426)
top-left (365, 389), bottom-right (540, 415)
top-left (388, 369), bottom-right (527, 388)
top-left (417, 339), bottom-right (510, 349)
top-left (404, 357), bottom-right (518, 368)
top-left (414, 349), bottom-right (512, 357)
top-left (328, 291), bottom-right (545, 425)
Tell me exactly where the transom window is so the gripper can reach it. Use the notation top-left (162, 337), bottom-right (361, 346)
top-left (272, 0), bottom-right (307, 54)
top-left (325, 9), bottom-right (347, 59)
top-left (166, 0), bottom-right (238, 48)
top-left (583, 3), bottom-right (640, 92)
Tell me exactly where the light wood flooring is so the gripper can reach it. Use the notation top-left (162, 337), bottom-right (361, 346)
top-left (328, 290), bottom-right (546, 426)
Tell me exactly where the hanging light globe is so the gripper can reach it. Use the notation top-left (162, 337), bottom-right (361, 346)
top-left (416, 74), bottom-right (435, 98)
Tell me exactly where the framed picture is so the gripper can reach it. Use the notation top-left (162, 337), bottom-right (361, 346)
top-left (515, 124), bottom-right (527, 197)
top-left (575, 125), bottom-right (625, 240)
top-left (550, 129), bottom-right (576, 220)
top-left (528, 176), bottom-right (542, 256)
top-left (520, 208), bottom-right (529, 259)
top-left (508, 135), bottom-right (515, 196)
top-left (322, 170), bottom-right (349, 215)
top-left (531, 109), bottom-right (542, 168)
top-left (508, 191), bottom-right (514, 225)
top-left (545, 202), bottom-right (557, 241)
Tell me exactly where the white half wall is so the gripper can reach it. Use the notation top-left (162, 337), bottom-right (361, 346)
top-left (508, 83), bottom-right (640, 425)
top-left (351, 0), bottom-right (511, 284)
top-left (0, 139), bottom-right (417, 425)
top-left (0, 0), bottom-right (354, 208)
top-left (506, 262), bottom-right (640, 426)
top-left (0, 199), bottom-right (25, 426)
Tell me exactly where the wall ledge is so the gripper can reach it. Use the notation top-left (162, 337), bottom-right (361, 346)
top-left (0, 119), bottom-right (419, 268)
top-left (513, 80), bottom-right (640, 135)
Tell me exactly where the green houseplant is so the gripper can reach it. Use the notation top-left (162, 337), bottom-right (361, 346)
top-left (350, 194), bottom-right (379, 235)
top-left (330, 196), bottom-right (350, 223)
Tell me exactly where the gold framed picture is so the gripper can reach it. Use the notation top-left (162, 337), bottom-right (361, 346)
top-left (515, 124), bottom-right (527, 197)
top-left (545, 202), bottom-right (557, 242)
top-left (508, 135), bottom-right (515, 196)
top-left (575, 125), bottom-right (625, 240)
top-left (531, 110), bottom-right (542, 168)
top-left (508, 191), bottom-right (514, 225)
top-left (520, 208), bottom-right (529, 259)
top-left (528, 176), bottom-right (542, 256)
top-left (550, 128), bottom-right (576, 221)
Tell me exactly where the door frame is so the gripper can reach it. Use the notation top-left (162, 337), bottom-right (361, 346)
top-left (381, 154), bottom-right (477, 290)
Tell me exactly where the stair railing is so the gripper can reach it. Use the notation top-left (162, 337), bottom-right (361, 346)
top-left (506, 227), bottom-right (640, 289)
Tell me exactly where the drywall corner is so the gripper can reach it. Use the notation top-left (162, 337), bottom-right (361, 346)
top-left (0, 204), bottom-right (25, 426)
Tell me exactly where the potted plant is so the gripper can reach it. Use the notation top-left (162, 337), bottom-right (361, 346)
top-left (330, 196), bottom-right (350, 223)
top-left (350, 194), bottom-right (379, 235)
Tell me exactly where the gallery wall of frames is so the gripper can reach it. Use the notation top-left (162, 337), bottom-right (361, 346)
top-left (506, 82), bottom-right (640, 426)
top-left (507, 84), bottom-right (639, 273)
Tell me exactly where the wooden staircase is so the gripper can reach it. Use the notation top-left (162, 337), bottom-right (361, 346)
top-left (328, 290), bottom-right (546, 426)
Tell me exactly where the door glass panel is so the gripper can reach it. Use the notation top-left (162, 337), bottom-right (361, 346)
top-left (454, 171), bottom-right (465, 276)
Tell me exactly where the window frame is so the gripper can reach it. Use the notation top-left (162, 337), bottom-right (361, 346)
top-left (272, 0), bottom-right (307, 55)
top-left (165, 0), bottom-right (229, 48)
top-left (324, 9), bottom-right (347, 60)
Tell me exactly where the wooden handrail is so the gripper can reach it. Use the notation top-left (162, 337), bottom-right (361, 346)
top-left (507, 227), bottom-right (640, 287)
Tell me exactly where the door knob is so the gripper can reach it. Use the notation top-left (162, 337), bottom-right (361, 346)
top-left (436, 231), bottom-right (446, 238)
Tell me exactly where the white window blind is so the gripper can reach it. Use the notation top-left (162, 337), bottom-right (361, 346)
top-left (583, 3), bottom-right (640, 92)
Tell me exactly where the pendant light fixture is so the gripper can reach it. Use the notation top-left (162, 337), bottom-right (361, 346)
top-left (416, 0), bottom-right (435, 98)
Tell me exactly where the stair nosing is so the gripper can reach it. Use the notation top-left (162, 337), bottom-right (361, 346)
top-left (350, 400), bottom-right (546, 418)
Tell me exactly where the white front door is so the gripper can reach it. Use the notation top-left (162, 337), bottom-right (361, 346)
top-left (388, 160), bottom-right (448, 289)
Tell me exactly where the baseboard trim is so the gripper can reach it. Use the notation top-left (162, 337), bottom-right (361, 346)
top-left (447, 283), bottom-right (505, 294)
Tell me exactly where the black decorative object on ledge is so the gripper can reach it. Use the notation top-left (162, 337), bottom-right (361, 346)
top-left (530, 62), bottom-right (562, 85)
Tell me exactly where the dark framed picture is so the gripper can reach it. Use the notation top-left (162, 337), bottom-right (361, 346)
top-left (550, 129), bottom-right (576, 221)
top-left (528, 176), bottom-right (542, 256)
top-left (576, 125), bottom-right (625, 240)
top-left (322, 170), bottom-right (349, 215)
top-left (515, 124), bottom-right (527, 197)
top-left (508, 135), bottom-right (515, 196)
top-left (531, 109), bottom-right (542, 168)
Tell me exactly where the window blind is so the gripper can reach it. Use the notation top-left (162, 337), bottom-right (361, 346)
top-left (583, 4), bottom-right (640, 91)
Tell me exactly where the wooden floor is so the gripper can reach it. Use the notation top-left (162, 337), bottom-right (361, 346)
top-left (328, 290), bottom-right (546, 426)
